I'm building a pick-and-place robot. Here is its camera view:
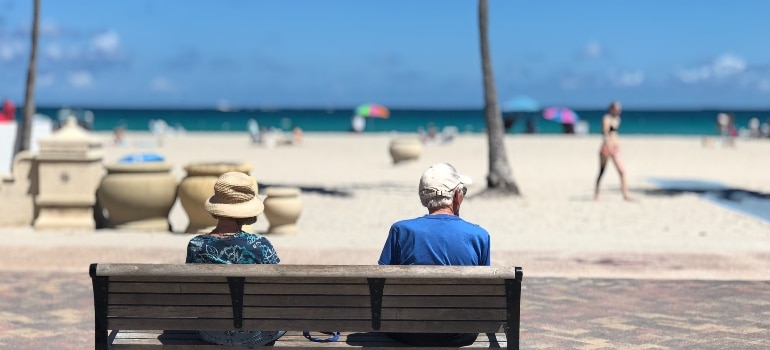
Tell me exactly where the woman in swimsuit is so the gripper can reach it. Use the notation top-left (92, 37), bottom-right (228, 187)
top-left (594, 101), bottom-right (632, 201)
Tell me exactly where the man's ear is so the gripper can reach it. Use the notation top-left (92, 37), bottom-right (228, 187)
top-left (452, 190), bottom-right (462, 215)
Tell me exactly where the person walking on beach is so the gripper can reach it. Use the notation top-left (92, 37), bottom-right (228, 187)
top-left (185, 172), bottom-right (285, 347)
top-left (1, 98), bottom-right (15, 122)
top-left (594, 101), bottom-right (632, 201)
top-left (378, 162), bottom-right (490, 347)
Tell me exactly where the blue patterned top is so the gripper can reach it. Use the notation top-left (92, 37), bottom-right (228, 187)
top-left (185, 231), bottom-right (280, 265)
top-left (185, 231), bottom-right (284, 346)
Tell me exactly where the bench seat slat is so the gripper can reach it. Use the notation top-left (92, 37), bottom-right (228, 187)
top-left (109, 306), bottom-right (373, 319)
top-left (109, 305), bottom-right (505, 320)
top-left (111, 283), bottom-right (374, 295)
top-left (96, 264), bottom-right (520, 280)
top-left (110, 294), bottom-right (506, 308)
top-left (110, 294), bottom-right (369, 307)
top-left (110, 276), bottom-right (506, 286)
top-left (111, 330), bottom-right (507, 349)
top-left (109, 283), bottom-right (504, 296)
top-left (108, 318), bottom-right (505, 333)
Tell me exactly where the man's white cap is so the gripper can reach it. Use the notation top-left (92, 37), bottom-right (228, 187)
top-left (418, 163), bottom-right (472, 201)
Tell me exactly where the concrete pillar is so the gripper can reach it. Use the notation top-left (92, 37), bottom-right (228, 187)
top-left (0, 151), bottom-right (37, 227)
top-left (34, 117), bottom-right (103, 230)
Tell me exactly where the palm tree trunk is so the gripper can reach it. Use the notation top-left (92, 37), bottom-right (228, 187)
top-left (14, 0), bottom-right (40, 156)
top-left (478, 0), bottom-right (520, 195)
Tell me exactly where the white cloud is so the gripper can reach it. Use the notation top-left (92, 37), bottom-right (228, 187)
top-left (39, 20), bottom-right (64, 37)
top-left (581, 40), bottom-right (604, 59)
top-left (0, 41), bottom-right (24, 62)
top-left (711, 54), bottom-right (746, 77)
top-left (68, 71), bottom-right (93, 88)
top-left (90, 30), bottom-right (120, 54)
top-left (43, 43), bottom-right (63, 60)
top-left (150, 77), bottom-right (175, 93)
top-left (758, 79), bottom-right (770, 92)
top-left (560, 76), bottom-right (581, 90)
top-left (217, 99), bottom-right (230, 111)
top-left (676, 54), bottom-right (747, 84)
top-left (609, 70), bottom-right (645, 87)
top-left (37, 73), bottom-right (55, 88)
top-left (677, 66), bottom-right (711, 84)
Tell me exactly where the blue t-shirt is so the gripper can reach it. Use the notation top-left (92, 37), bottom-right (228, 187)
top-left (378, 214), bottom-right (490, 266)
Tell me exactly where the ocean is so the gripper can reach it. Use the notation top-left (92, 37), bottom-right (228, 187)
top-left (35, 107), bottom-right (770, 136)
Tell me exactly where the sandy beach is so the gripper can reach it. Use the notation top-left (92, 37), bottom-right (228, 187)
top-left (3, 131), bottom-right (769, 279)
top-left (2, 131), bottom-right (770, 349)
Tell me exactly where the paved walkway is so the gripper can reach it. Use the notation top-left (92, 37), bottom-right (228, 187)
top-left (1, 271), bottom-right (768, 349)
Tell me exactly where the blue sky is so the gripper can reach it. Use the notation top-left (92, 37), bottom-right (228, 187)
top-left (1, 0), bottom-right (768, 109)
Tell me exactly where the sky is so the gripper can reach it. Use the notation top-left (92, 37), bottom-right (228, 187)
top-left (0, 0), bottom-right (769, 109)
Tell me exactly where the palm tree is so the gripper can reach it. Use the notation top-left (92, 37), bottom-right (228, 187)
top-left (14, 0), bottom-right (40, 156)
top-left (478, 0), bottom-right (520, 195)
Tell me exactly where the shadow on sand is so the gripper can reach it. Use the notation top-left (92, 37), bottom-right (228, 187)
top-left (260, 183), bottom-right (353, 197)
top-left (646, 177), bottom-right (770, 224)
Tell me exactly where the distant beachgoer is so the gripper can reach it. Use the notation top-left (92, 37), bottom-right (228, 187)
top-left (594, 101), bottom-right (632, 201)
top-left (292, 126), bottom-right (304, 145)
top-left (247, 118), bottom-right (261, 144)
top-left (351, 115), bottom-right (365, 133)
top-left (761, 119), bottom-right (770, 138)
top-left (748, 118), bottom-right (760, 138)
top-left (1, 99), bottom-right (15, 123)
top-left (525, 116), bottom-right (539, 134)
top-left (562, 122), bottom-right (575, 134)
top-left (715, 113), bottom-right (732, 147)
top-left (423, 122), bottom-right (439, 144)
top-left (112, 126), bottom-right (126, 147)
top-left (723, 113), bottom-right (737, 147)
top-left (503, 114), bottom-right (516, 133)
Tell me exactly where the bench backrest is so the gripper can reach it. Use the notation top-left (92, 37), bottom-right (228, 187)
top-left (91, 264), bottom-right (522, 348)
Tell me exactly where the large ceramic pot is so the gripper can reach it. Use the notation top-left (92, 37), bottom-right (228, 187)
top-left (177, 162), bottom-right (254, 233)
top-left (389, 137), bottom-right (422, 164)
top-left (263, 187), bottom-right (302, 234)
top-left (96, 162), bottom-right (177, 231)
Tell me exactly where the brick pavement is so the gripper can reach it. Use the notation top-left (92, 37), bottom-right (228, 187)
top-left (0, 271), bottom-right (768, 349)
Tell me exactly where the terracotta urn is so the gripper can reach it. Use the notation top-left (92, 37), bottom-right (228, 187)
top-left (177, 162), bottom-right (254, 233)
top-left (263, 187), bottom-right (302, 234)
top-left (389, 137), bottom-right (422, 164)
top-left (96, 162), bottom-right (177, 231)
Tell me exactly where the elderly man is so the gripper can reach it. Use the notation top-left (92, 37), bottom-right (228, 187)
top-left (378, 163), bottom-right (491, 346)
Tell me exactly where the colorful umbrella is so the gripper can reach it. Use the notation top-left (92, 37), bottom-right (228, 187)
top-left (355, 104), bottom-right (390, 119)
top-left (542, 107), bottom-right (579, 124)
top-left (502, 96), bottom-right (540, 113)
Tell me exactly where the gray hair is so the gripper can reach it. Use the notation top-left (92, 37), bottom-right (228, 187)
top-left (211, 215), bottom-right (257, 226)
top-left (420, 190), bottom-right (456, 209)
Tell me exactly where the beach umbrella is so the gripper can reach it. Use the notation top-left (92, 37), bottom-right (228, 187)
top-left (502, 96), bottom-right (540, 113)
top-left (355, 103), bottom-right (390, 119)
top-left (542, 107), bottom-right (579, 124)
top-left (119, 153), bottom-right (165, 163)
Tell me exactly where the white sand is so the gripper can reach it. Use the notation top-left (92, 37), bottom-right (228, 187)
top-left (4, 132), bottom-right (770, 280)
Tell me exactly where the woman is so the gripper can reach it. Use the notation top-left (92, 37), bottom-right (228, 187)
top-left (594, 101), bottom-right (632, 201)
top-left (186, 171), bottom-right (284, 347)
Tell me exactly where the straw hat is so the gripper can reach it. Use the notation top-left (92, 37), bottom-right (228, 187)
top-left (204, 172), bottom-right (264, 218)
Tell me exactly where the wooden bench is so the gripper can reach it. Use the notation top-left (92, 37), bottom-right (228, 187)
top-left (90, 263), bottom-right (523, 349)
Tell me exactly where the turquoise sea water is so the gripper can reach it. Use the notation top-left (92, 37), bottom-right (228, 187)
top-left (35, 107), bottom-right (770, 135)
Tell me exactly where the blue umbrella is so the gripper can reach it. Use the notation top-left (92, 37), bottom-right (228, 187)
top-left (502, 96), bottom-right (540, 113)
top-left (119, 153), bottom-right (165, 163)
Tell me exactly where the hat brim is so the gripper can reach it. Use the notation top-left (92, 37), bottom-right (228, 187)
top-left (458, 174), bottom-right (473, 186)
top-left (204, 196), bottom-right (264, 218)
